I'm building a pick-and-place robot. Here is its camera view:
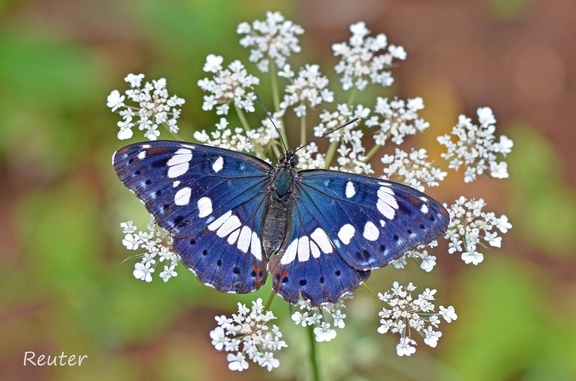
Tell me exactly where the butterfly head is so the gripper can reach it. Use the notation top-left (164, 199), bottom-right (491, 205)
top-left (278, 150), bottom-right (298, 169)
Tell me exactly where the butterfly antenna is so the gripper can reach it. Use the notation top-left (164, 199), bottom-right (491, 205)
top-left (293, 116), bottom-right (361, 154)
top-left (251, 87), bottom-right (289, 153)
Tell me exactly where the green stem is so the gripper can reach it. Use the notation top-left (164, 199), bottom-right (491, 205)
top-left (264, 291), bottom-right (276, 310)
top-left (270, 62), bottom-right (290, 149)
top-left (364, 144), bottom-right (381, 161)
top-left (235, 105), bottom-right (251, 131)
top-left (300, 113), bottom-right (307, 147)
top-left (324, 140), bottom-right (338, 169)
top-left (270, 62), bottom-right (280, 112)
top-left (347, 87), bottom-right (357, 107)
top-left (235, 104), bottom-right (265, 158)
top-left (307, 325), bottom-right (321, 381)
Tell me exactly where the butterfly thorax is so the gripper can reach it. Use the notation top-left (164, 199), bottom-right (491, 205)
top-left (271, 151), bottom-right (298, 201)
top-left (261, 151), bottom-right (298, 258)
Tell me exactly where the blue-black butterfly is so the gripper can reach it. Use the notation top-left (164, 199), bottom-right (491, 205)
top-left (113, 140), bottom-right (449, 305)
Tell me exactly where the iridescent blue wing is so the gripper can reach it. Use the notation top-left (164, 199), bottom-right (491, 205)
top-left (272, 170), bottom-right (449, 305)
top-left (113, 141), bottom-right (273, 293)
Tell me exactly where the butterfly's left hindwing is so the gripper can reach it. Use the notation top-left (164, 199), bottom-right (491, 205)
top-left (113, 141), bottom-right (273, 293)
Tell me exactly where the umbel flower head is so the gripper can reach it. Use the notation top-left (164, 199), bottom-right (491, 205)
top-left (108, 11), bottom-right (513, 372)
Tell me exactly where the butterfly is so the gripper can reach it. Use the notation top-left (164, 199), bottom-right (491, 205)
top-left (113, 140), bottom-right (449, 305)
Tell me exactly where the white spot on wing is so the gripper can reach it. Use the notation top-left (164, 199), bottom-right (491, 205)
top-left (310, 241), bottom-right (321, 258)
top-left (174, 187), bottom-right (191, 206)
top-left (216, 215), bottom-right (241, 238)
top-left (137, 151), bottom-right (146, 160)
top-left (338, 224), bottom-right (355, 245)
top-left (363, 221), bottom-right (379, 241)
top-left (237, 226), bottom-right (252, 253)
top-left (345, 181), bottom-right (356, 198)
top-left (311, 228), bottom-right (332, 253)
top-left (173, 181), bottom-right (180, 188)
top-left (167, 149), bottom-right (193, 178)
top-left (227, 229), bottom-right (240, 245)
top-left (212, 156), bottom-right (224, 173)
top-left (281, 239), bottom-right (298, 265)
top-left (297, 236), bottom-right (310, 262)
top-left (420, 203), bottom-right (429, 214)
top-left (197, 197), bottom-right (212, 218)
top-left (250, 232), bottom-right (262, 260)
top-left (377, 186), bottom-right (398, 220)
top-left (207, 211), bottom-right (232, 231)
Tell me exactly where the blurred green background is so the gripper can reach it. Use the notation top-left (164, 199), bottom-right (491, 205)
top-left (2, 0), bottom-right (575, 380)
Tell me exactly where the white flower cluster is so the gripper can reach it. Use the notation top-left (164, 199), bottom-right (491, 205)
top-left (279, 64), bottom-right (334, 117)
top-left (332, 21), bottom-right (406, 91)
top-left (312, 104), bottom-right (372, 175)
top-left (445, 196), bottom-right (512, 265)
top-left (381, 148), bottom-right (447, 191)
top-left (193, 117), bottom-right (254, 153)
top-left (237, 11), bottom-right (304, 72)
top-left (377, 282), bottom-right (457, 356)
top-left (197, 56), bottom-right (260, 115)
top-left (290, 296), bottom-right (349, 342)
top-left (365, 96), bottom-right (429, 145)
top-left (210, 299), bottom-right (287, 372)
top-left (120, 220), bottom-right (179, 282)
top-left (107, 74), bottom-right (185, 141)
top-left (438, 107), bottom-right (513, 183)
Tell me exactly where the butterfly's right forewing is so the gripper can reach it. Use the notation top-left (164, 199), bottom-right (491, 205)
top-left (113, 141), bottom-right (274, 293)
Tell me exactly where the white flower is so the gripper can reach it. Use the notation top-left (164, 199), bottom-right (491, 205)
top-left (211, 299), bottom-right (286, 372)
top-left (125, 73), bottom-right (144, 87)
top-left (133, 262), bottom-right (154, 282)
top-left (238, 11), bottom-right (304, 72)
top-left (256, 352), bottom-right (280, 371)
top-left (477, 106), bottom-right (496, 125)
top-left (198, 59), bottom-right (259, 115)
top-left (291, 295), bottom-right (350, 342)
top-left (203, 54), bottom-right (224, 73)
top-left (314, 322), bottom-right (337, 342)
top-left (120, 219), bottom-right (178, 282)
top-left (438, 107), bottom-right (512, 182)
top-left (109, 74), bottom-right (184, 140)
top-left (227, 353), bottom-right (249, 371)
top-left (366, 96), bottom-right (428, 146)
top-left (210, 326), bottom-right (226, 351)
top-left (381, 148), bottom-right (446, 191)
top-left (396, 337), bottom-right (417, 356)
top-left (378, 282), bottom-right (455, 355)
top-left (279, 64), bottom-right (333, 117)
top-left (462, 250), bottom-right (484, 265)
top-left (439, 306), bottom-right (458, 323)
top-left (423, 327), bottom-right (442, 348)
top-left (445, 197), bottom-right (511, 265)
top-left (107, 90), bottom-right (125, 111)
top-left (333, 21), bottom-right (406, 90)
top-left (159, 264), bottom-right (177, 282)
top-left (122, 233), bottom-right (140, 250)
top-left (495, 215), bottom-right (512, 233)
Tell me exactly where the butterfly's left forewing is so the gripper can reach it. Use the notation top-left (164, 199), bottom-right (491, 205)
top-left (113, 141), bottom-right (274, 293)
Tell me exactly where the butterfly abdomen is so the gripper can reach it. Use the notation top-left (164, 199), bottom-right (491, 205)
top-left (261, 196), bottom-right (292, 258)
